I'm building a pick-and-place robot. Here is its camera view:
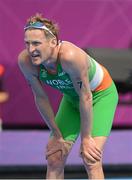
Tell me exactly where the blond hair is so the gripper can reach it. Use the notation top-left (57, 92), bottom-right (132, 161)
top-left (25, 13), bottom-right (59, 42)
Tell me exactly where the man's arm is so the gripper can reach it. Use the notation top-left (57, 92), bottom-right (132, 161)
top-left (18, 51), bottom-right (62, 138)
top-left (66, 53), bottom-right (93, 139)
top-left (63, 50), bottom-right (101, 162)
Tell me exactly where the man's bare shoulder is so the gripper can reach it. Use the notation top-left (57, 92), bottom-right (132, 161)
top-left (18, 49), bottom-right (29, 65)
top-left (18, 49), bottom-right (38, 78)
top-left (18, 49), bottom-right (34, 71)
top-left (60, 41), bottom-right (80, 57)
top-left (60, 41), bottom-right (89, 71)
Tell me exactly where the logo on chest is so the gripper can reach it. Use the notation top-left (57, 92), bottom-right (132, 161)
top-left (58, 71), bottom-right (66, 77)
top-left (41, 69), bottom-right (47, 78)
top-left (45, 79), bottom-right (73, 90)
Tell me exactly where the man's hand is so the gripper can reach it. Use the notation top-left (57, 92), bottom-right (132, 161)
top-left (80, 136), bottom-right (102, 165)
top-left (46, 136), bottom-right (73, 160)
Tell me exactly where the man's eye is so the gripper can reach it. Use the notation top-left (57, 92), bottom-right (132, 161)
top-left (25, 42), bottom-right (29, 46)
top-left (33, 42), bottom-right (40, 46)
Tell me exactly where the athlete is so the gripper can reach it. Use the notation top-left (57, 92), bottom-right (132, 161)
top-left (18, 13), bottom-right (118, 179)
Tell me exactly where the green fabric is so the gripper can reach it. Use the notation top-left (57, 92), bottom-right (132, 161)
top-left (39, 63), bottom-right (78, 97)
top-left (39, 56), bottom-right (96, 97)
top-left (55, 82), bottom-right (118, 141)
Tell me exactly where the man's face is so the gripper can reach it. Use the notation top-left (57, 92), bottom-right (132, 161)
top-left (24, 29), bottom-right (52, 65)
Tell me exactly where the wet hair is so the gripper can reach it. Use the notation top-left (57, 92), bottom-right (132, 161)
top-left (25, 13), bottom-right (59, 43)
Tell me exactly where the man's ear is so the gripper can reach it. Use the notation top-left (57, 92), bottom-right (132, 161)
top-left (50, 38), bottom-right (57, 47)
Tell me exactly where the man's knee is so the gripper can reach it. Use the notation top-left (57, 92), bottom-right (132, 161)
top-left (87, 161), bottom-right (102, 170)
top-left (47, 150), bottom-right (64, 168)
top-left (80, 152), bottom-right (102, 170)
top-left (46, 138), bottom-right (73, 169)
top-left (81, 157), bottom-right (103, 173)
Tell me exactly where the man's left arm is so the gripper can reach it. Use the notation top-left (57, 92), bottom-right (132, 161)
top-left (65, 53), bottom-right (101, 163)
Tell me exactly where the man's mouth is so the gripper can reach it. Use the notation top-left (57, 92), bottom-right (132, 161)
top-left (31, 51), bottom-right (40, 58)
top-left (31, 54), bottom-right (40, 58)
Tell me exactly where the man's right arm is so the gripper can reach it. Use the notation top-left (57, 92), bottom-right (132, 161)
top-left (18, 51), bottom-right (62, 138)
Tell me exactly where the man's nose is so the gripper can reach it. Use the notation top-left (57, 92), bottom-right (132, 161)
top-left (29, 44), bottom-right (36, 53)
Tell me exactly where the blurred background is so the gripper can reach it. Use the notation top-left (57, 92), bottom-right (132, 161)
top-left (0, 0), bottom-right (132, 179)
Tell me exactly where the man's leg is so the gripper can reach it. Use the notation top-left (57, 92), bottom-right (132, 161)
top-left (46, 136), bottom-right (73, 179)
top-left (83, 136), bottom-right (107, 179)
top-left (46, 96), bottom-right (80, 179)
top-left (83, 83), bottom-right (118, 179)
